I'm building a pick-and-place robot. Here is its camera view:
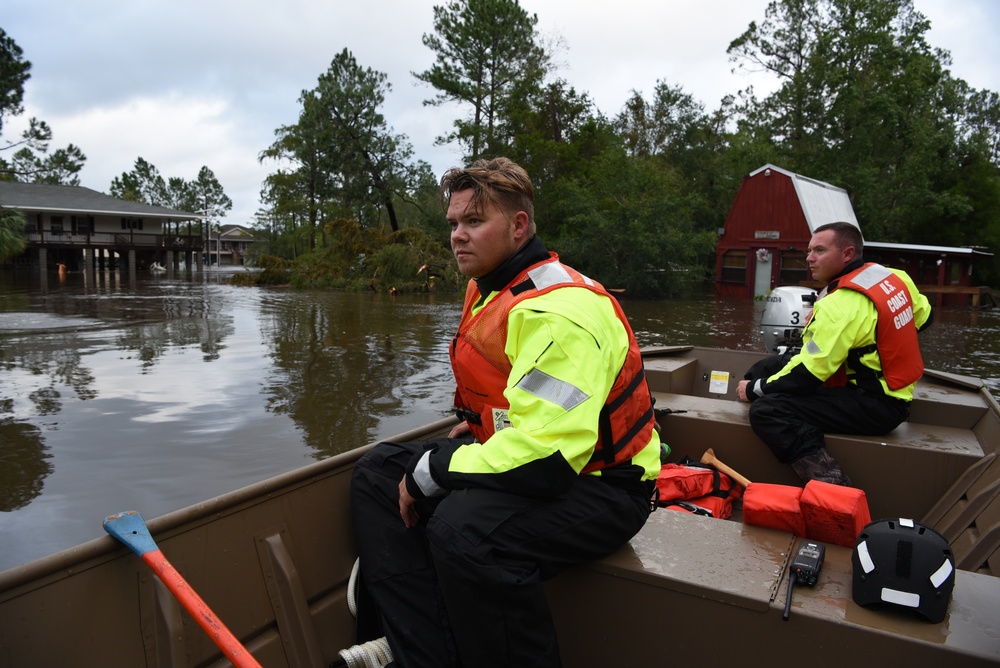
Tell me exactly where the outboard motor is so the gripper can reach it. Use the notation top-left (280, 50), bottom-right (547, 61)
top-left (760, 286), bottom-right (817, 354)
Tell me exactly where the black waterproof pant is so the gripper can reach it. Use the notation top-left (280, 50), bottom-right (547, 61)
top-left (748, 386), bottom-right (910, 463)
top-left (350, 439), bottom-right (651, 668)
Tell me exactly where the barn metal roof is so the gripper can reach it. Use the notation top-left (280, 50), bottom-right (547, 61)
top-left (750, 164), bottom-right (859, 233)
top-left (866, 241), bottom-right (993, 257)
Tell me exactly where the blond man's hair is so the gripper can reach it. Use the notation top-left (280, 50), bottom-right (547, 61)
top-left (440, 157), bottom-right (536, 236)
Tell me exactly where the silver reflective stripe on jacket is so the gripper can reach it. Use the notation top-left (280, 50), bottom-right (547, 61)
top-left (527, 261), bottom-right (595, 290)
top-left (516, 368), bottom-right (590, 412)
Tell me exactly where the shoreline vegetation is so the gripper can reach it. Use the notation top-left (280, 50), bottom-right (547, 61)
top-left (229, 225), bottom-right (464, 293)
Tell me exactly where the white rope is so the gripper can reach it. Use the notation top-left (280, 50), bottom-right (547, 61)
top-left (348, 557), bottom-right (360, 617)
top-left (337, 637), bottom-right (394, 668)
top-left (334, 559), bottom-right (394, 668)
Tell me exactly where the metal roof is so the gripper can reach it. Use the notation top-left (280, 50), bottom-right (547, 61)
top-left (749, 164), bottom-right (859, 233)
top-left (0, 181), bottom-right (202, 219)
top-left (865, 241), bottom-right (993, 257)
top-left (743, 166), bottom-right (992, 259)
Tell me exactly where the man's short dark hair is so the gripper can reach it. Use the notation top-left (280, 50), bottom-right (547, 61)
top-left (815, 221), bottom-right (864, 258)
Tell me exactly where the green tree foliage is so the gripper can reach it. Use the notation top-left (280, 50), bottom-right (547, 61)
top-left (8, 143), bottom-right (87, 185)
top-left (728, 0), bottom-right (825, 163)
top-left (257, 49), bottom-right (438, 276)
top-left (191, 166), bottom-right (233, 221)
top-left (259, 92), bottom-right (336, 252)
top-left (414, 0), bottom-right (548, 160)
top-left (385, 168), bottom-right (452, 248)
top-left (728, 0), bottom-right (983, 244)
top-left (616, 81), bottom-right (743, 239)
top-left (0, 28), bottom-right (30, 137)
top-left (618, 83), bottom-right (709, 160)
top-left (0, 207), bottom-right (26, 262)
top-left (238, 221), bottom-right (459, 293)
top-left (312, 224), bottom-right (461, 293)
top-left (0, 29), bottom-right (85, 184)
top-left (0, 29), bottom-right (82, 259)
top-left (110, 158), bottom-right (230, 217)
top-left (313, 49), bottom-right (432, 233)
top-left (258, 50), bottom-right (427, 252)
top-left (110, 157), bottom-right (169, 204)
top-left (108, 159), bottom-right (230, 256)
top-left (503, 81), bottom-right (610, 243)
top-left (960, 88), bottom-right (1000, 166)
top-left (254, 175), bottom-right (313, 259)
top-left (554, 148), bottom-right (716, 297)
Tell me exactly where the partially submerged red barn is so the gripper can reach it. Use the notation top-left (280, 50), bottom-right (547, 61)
top-left (716, 164), bottom-right (858, 299)
top-left (715, 164), bottom-right (993, 307)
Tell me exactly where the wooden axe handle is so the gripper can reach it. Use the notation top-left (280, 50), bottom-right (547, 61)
top-left (700, 448), bottom-right (752, 488)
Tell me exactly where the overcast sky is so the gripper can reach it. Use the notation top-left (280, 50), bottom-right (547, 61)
top-left (5, 0), bottom-right (999, 225)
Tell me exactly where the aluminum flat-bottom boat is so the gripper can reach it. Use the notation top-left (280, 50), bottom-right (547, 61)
top-left (1, 345), bottom-right (998, 667)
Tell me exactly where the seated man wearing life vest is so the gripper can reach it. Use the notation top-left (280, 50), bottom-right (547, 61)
top-left (736, 221), bottom-right (932, 486)
top-left (350, 157), bottom-right (661, 668)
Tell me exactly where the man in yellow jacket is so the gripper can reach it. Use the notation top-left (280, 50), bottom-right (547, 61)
top-left (351, 157), bottom-right (661, 667)
top-left (737, 222), bottom-right (932, 485)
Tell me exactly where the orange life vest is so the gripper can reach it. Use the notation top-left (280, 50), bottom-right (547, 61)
top-left (450, 254), bottom-right (655, 474)
top-left (825, 263), bottom-right (924, 391)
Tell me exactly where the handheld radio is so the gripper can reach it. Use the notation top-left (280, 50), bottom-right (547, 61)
top-left (783, 540), bottom-right (826, 621)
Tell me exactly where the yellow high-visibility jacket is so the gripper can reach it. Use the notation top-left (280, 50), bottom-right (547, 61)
top-left (756, 264), bottom-right (932, 401)
top-left (410, 248), bottom-right (660, 500)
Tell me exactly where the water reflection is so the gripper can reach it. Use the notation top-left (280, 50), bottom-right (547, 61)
top-left (624, 297), bottom-right (770, 352)
top-left (258, 291), bottom-right (460, 457)
top-left (1, 269), bottom-right (998, 571)
top-left (0, 271), bottom-right (465, 569)
top-left (0, 420), bottom-right (48, 511)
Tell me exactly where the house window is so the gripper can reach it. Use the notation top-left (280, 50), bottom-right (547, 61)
top-left (50, 216), bottom-right (64, 235)
top-left (721, 250), bottom-right (747, 283)
top-left (121, 217), bottom-right (145, 230)
top-left (26, 213), bottom-right (39, 233)
top-left (779, 253), bottom-right (808, 286)
top-left (72, 215), bottom-right (94, 235)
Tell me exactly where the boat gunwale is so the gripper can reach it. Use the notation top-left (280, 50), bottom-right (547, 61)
top-left (0, 416), bottom-right (459, 596)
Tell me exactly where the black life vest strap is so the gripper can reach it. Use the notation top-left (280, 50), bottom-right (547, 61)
top-left (594, 368), bottom-right (653, 466)
top-left (510, 277), bottom-right (535, 296)
top-left (845, 343), bottom-right (885, 393)
top-left (674, 457), bottom-right (735, 498)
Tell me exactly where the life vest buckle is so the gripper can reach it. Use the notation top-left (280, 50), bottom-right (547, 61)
top-left (454, 408), bottom-right (482, 426)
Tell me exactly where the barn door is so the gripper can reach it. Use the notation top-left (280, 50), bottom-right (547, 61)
top-left (753, 248), bottom-right (772, 296)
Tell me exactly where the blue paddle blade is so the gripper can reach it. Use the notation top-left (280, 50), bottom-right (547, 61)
top-left (103, 511), bottom-right (159, 557)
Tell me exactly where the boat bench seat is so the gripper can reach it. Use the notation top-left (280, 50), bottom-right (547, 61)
top-left (651, 390), bottom-right (986, 520)
top-left (910, 372), bottom-right (992, 428)
top-left (645, 352), bottom-right (990, 429)
top-left (546, 510), bottom-right (1000, 666)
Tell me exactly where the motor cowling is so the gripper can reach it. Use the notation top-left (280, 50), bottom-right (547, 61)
top-left (760, 286), bottom-right (817, 354)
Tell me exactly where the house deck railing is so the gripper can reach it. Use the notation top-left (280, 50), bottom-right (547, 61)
top-left (26, 232), bottom-right (204, 250)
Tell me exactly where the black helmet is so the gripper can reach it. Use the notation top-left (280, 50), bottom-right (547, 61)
top-left (852, 518), bottom-right (955, 623)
